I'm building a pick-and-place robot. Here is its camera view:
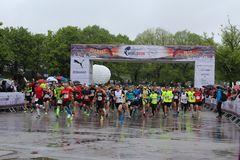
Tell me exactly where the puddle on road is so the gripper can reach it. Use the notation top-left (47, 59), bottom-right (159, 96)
top-left (212, 149), bottom-right (238, 159)
top-left (31, 157), bottom-right (57, 160)
top-left (47, 137), bottom-right (107, 148)
top-left (2, 158), bottom-right (57, 160)
top-left (1, 112), bottom-right (239, 159)
top-left (47, 143), bottom-right (63, 148)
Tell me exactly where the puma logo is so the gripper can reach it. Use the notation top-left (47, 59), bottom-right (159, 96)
top-left (124, 46), bottom-right (131, 56)
top-left (74, 59), bottom-right (84, 68)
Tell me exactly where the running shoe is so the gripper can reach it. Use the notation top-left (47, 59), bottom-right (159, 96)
top-left (67, 114), bottom-right (71, 119)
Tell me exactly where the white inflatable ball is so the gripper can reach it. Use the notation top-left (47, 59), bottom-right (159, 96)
top-left (93, 65), bottom-right (111, 84)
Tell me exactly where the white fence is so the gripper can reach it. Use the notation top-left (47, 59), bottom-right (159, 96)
top-left (222, 99), bottom-right (240, 116)
top-left (0, 92), bottom-right (25, 109)
top-left (205, 97), bottom-right (240, 128)
top-left (205, 97), bottom-right (240, 116)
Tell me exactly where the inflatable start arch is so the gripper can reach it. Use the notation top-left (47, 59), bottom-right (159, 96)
top-left (70, 44), bottom-right (215, 87)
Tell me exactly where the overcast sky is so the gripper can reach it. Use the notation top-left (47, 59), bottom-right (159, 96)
top-left (1, 0), bottom-right (240, 42)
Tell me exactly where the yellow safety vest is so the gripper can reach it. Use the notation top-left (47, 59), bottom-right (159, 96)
top-left (164, 91), bottom-right (173, 103)
top-left (187, 91), bottom-right (196, 103)
top-left (150, 93), bottom-right (158, 104)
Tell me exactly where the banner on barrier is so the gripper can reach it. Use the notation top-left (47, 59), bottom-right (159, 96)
top-left (206, 97), bottom-right (240, 116)
top-left (0, 92), bottom-right (25, 107)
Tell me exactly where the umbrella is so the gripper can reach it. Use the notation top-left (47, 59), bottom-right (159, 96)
top-left (47, 76), bottom-right (58, 82)
top-left (55, 76), bottom-right (68, 82)
top-left (0, 79), bottom-right (14, 88)
top-left (73, 81), bottom-right (81, 85)
top-left (202, 85), bottom-right (214, 89)
top-left (216, 85), bottom-right (225, 90)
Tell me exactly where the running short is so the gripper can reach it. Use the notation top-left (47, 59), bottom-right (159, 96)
top-left (43, 98), bottom-right (50, 102)
top-left (63, 101), bottom-right (71, 107)
top-left (115, 103), bottom-right (123, 109)
top-left (83, 100), bottom-right (90, 106)
top-left (132, 100), bottom-right (140, 106)
top-left (150, 103), bottom-right (157, 109)
top-left (173, 99), bottom-right (179, 103)
top-left (195, 102), bottom-right (202, 106)
top-left (188, 102), bottom-right (195, 105)
top-left (181, 103), bottom-right (188, 107)
top-left (74, 98), bottom-right (82, 103)
top-left (25, 96), bottom-right (32, 102)
top-left (35, 97), bottom-right (43, 105)
top-left (164, 102), bottom-right (172, 107)
top-left (96, 101), bottom-right (104, 109)
top-left (89, 96), bottom-right (94, 102)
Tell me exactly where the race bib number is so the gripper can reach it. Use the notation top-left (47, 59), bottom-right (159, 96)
top-left (57, 100), bottom-right (62, 104)
top-left (44, 94), bottom-right (50, 99)
top-left (64, 94), bottom-right (69, 99)
top-left (181, 98), bottom-right (187, 104)
top-left (84, 95), bottom-right (89, 100)
top-left (174, 95), bottom-right (178, 99)
top-left (117, 96), bottom-right (123, 103)
top-left (35, 98), bottom-right (39, 102)
top-left (165, 96), bottom-right (170, 101)
top-left (128, 101), bottom-right (131, 105)
top-left (152, 98), bottom-right (157, 103)
top-left (196, 96), bottom-right (200, 100)
top-left (97, 96), bottom-right (103, 101)
top-left (26, 92), bottom-right (31, 96)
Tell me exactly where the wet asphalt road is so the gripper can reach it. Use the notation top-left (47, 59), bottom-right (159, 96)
top-left (0, 110), bottom-right (239, 160)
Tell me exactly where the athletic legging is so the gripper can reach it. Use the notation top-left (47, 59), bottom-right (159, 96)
top-left (151, 104), bottom-right (157, 116)
top-left (181, 103), bottom-right (188, 113)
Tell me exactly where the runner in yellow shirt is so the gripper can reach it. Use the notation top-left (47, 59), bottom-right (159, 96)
top-left (187, 88), bottom-right (196, 117)
top-left (162, 87), bottom-right (173, 118)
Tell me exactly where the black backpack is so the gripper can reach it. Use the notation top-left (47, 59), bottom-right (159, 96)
top-left (221, 91), bottom-right (227, 102)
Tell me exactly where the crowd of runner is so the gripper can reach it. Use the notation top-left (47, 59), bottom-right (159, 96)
top-left (23, 80), bottom-right (209, 121)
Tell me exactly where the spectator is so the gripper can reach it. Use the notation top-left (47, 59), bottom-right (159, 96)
top-left (216, 86), bottom-right (223, 119)
top-left (233, 82), bottom-right (240, 92)
top-left (226, 87), bottom-right (232, 99)
top-left (230, 89), bottom-right (238, 101)
top-left (1, 80), bottom-right (7, 92)
top-left (0, 79), bottom-right (17, 92)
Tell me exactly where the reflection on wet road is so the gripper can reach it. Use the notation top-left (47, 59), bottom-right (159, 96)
top-left (0, 111), bottom-right (239, 160)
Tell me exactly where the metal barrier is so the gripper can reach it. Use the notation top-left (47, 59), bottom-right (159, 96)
top-left (0, 92), bottom-right (25, 112)
top-left (205, 97), bottom-right (240, 128)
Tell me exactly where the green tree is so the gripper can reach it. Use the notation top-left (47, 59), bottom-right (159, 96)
top-left (81, 25), bottom-right (115, 44)
top-left (216, 21), bottom-right (240, 82)
top-left (1, 27), bottom-right (33, 75)
top-left (135, 27), bottom-right (173, 45)
top-left (44, 26), bottom-right (82, 76)
top-left (133, 28), bottom-right (215, 83)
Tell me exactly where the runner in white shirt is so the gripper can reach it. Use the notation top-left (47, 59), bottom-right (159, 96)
top-left (180, 89), bottom-right (188, 113)
top-left (114, 84), bottom-right (124, 119)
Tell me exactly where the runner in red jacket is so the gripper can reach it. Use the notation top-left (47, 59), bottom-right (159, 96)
top-left (194, 88), bottom-right (203, 118)
top-left (73, 82), bottom-right (82, 118)
top-left (61, 82), bottom-right (74, 119)
top-left (34, 82), bottom-right (44, 118)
